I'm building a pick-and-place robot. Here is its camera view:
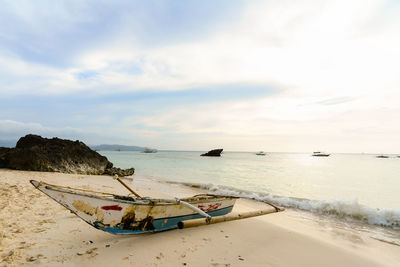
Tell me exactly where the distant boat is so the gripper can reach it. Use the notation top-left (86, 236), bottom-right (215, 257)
top-left (255, 151), bottom-right (266, 156)
top-left (201, 149), bottom-right (223, 157)
top-left (312, 151), bottom-right (330, 157)
top-left (376, 155), bottom-right (389, 158)
top-left (142, 148), bottom-right (157, 153)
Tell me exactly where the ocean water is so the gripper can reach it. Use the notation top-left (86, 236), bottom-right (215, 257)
top-left (100, 151), bottom-right (400, 242)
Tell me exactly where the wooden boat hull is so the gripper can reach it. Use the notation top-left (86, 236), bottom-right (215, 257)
top-left (30, 180), bottom-right (236, 234)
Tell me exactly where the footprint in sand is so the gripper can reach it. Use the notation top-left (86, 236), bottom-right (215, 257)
top-left (25, 254), bottom-right (45, 262)
top-left (77, 247), bottom-right (98, 257)
top-left (32, 228), bottom-right (47, 233)
top-left (155, 252), bottom-right (164, 260)
top-left (38, 219), bottom-right (56, 225)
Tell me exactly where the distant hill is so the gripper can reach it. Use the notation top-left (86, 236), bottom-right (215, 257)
top-left (1, 140), bottom-right (152, 152)
top-left (90, 144), bottom-right (148, 151)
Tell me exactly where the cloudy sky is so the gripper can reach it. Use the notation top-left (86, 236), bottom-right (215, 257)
top-left (1, 0), bottom-right (399, 153)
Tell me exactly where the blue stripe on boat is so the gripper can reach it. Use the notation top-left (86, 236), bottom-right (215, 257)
top-left (93, 205), bottom-right (234, 234)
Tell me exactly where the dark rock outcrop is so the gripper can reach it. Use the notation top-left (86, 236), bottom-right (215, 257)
top-left (103, 167), bottom-right (135, 177)
top-left (0, 147), bottom-right (12, 168)
top-left (0, 134), bottom-right (135, 176)
top-left (201, 149), bottom-right (223, 157)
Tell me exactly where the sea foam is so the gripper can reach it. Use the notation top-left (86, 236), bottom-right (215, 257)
top-left (170, 181), bottom-right (400, 229)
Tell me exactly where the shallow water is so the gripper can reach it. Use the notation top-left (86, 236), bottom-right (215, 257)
top-left (100, 151), bottom-right (400, 240)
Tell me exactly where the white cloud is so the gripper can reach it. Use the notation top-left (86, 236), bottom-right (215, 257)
top-left (2, 0), bottom-right (399, 97)
top-left (0, 120), bottom-right (84, 139)
top-left (64, 0), bottom-right (398, 107)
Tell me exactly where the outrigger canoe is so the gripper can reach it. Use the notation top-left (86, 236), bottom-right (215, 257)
top-left (30, 178), bottom-right (283, 235)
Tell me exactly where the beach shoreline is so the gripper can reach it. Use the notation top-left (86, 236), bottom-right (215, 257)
top-left (1, 169), bottom-right (399, 266)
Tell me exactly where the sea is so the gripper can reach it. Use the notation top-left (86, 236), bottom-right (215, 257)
top-left (99, 150), bottom-right (400, 245)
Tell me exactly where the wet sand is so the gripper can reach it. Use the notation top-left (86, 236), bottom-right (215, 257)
top-left (1, 169), bottom-right (399, 266)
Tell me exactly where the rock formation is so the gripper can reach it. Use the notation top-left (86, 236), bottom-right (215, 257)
top-left (103, 167), bottom-right (135, 177)
top-left (0, 134), bottom-right (134, 176)
top-left (200, 149), bottom-right (223, 157)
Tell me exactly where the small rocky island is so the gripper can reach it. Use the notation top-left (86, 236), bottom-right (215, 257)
top-left (201, 149), bottom-right (223, 157)
top-left (0, 134), bottom-right (134, 176)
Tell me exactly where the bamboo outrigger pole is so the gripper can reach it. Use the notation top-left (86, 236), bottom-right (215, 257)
top-left (177, 207), bottom-right (285, 229)
top-left (114, 175), bottom-right (142, 198)
top-left (178, 199), bottom-right (212, 220)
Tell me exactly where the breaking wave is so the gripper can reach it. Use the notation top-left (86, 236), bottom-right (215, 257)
top-left (168, 181), bottom-right (400, 229)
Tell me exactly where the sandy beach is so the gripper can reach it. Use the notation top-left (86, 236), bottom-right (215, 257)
top-left (1, 169), bottom-right (399, 267)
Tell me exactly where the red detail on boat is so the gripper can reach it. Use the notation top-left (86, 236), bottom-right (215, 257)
top-left (101, 205), bottom-right (122, 211)
top-left (198, 203), bottom-right (222, 212)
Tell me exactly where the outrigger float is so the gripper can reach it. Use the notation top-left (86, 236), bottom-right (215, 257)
top-left (30, 177), bottom-right (284, 234)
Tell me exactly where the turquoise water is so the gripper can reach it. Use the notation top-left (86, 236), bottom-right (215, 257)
top-left (100, 151), bottom-right (400, 229)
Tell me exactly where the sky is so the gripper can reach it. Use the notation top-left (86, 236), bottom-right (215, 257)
top-left (1, 0), bottom-right (400, 153)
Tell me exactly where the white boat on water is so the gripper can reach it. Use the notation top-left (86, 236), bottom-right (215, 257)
top-left (312, 151), bottom-right (330, 157)
top-left (255, 151), bottom-right (266, 156)
top-left (142, 148), bottom-right (157, 153)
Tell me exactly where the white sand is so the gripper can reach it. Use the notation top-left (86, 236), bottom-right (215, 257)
top-left (1, 169), bottom-right (399, 266)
